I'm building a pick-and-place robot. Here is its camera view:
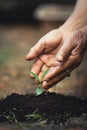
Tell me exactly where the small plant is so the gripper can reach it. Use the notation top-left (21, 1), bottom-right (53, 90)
top-left (25, 113), bottom-right (44, 121)
top-left (4, 112), bottom-right (18, 123)
top-left (30, 68), bottom-right (49, 95)
top-left (25, 109), bottom-right (48, 126)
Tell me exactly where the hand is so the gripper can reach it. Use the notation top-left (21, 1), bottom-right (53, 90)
top-left (26, 26), bottom-right (87, 89)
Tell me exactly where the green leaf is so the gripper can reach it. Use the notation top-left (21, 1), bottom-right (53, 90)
top-left (41, 68), bottom-right (49, 81)
top-left (25, 114), bottom-right (43, 120)
top-left (36, 87), bottom-right (44, 95)
top-left (30, 71), bottom-right (40, 82)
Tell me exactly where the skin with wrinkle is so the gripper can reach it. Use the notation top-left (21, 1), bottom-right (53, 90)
top-left (26, 0), bottom-right (87, 89)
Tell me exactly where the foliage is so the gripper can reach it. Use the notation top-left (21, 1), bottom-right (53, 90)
top-left (4, 112), bottom-right (18, 123)
top-left (30, 68), bottom-right (49, 95)
top-left (24, 108), bottom-right (47, 127)
top-left (36, 87), bottom-right (44, 96)
top-left (25, 113), bottom-right (44, 121)
top-left (30, 71), bottom-right (40, 83)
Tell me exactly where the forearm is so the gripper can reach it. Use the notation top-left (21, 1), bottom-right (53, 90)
top-left (63, 0), bottom-right (87, 31)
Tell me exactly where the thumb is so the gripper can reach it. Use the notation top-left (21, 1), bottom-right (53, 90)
top-left (56, 36), bottom-right (74, 62)
top-left (26, 40), bottom-right (45, 60)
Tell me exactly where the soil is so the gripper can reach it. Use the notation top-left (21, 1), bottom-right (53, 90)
top-left (0, 92), bottom-right (87, 127)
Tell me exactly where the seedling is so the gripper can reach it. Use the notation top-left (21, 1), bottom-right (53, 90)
top-left (4, 112), bottom-right (18, 123)
top-left (30, 68), bottom-right (49, 95)
top-left (25, 108), bottom-right (47, 126)
top-left (25, 113), bottom-right (43, 121)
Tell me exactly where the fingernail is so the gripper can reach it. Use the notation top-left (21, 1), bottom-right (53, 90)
top-left (42, 81), bottom-right (47, 88)
top-left (26, 52), bottom-right (33, 60)
top-left (27, 51), bottom-right (32, 56)
top-left (26, 52), bottom-right (30, 58)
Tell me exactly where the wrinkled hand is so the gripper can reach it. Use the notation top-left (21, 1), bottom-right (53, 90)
top-left (26, 26), bottom-right (87, 89)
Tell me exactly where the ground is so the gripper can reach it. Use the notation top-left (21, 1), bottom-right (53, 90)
top-left (0, 92), bottom-right (87, 127)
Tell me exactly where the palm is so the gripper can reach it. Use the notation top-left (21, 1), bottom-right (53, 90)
top-left (27, 27), bottom-right (86, 89)
top-left (39, 48), bottom-right (59, 67)
top-left (29, 29), bottom-right (63, 80)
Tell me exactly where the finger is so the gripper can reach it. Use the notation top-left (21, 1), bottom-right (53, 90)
top-left (56, 33), bottom-right (75, 62)
top-left (43, 65), bottom-right (63, 81)
top-left (39, 54), bottom-right (59, 67)
top-left (63, 54), bottom-right (83, 71)
top-left (38, 65), bottom-right (48, 81)
top-left (42, 71), bottom-right (67, 89)
top-left (30, 58), bottom-right (44, 77)
top-left (43, 54), bottom-right (82, 81)
top-left (26, 40), bottom-right (45, 60)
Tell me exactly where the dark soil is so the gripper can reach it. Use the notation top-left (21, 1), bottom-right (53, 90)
top-left (0, 92), bottom-right (87, 127)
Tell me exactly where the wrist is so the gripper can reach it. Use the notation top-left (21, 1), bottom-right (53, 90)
top-left (61, 0), bottom-right (87, 32)
top-left (64, 18), bottom-right (87, 30)
top-left (61, 15), bottom-right (87, 33)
